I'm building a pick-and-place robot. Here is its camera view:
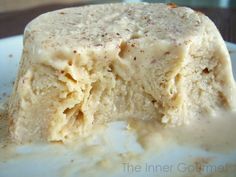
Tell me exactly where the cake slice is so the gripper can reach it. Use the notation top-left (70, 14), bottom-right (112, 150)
top-left (8, 3), bottom-right (236, 142)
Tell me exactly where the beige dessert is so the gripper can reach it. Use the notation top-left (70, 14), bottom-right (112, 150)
top-left (8, 3), bottom-right (236, 142)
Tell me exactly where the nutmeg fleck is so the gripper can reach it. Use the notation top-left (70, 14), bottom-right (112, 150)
top-left (202, 68), bottom-right (210, 74)
top-left (94, 44), bottom-right (103, 47)
top-left (167, 3), bottom-right (177, 8)
top-left (152, 100), bottom-right (157, 104)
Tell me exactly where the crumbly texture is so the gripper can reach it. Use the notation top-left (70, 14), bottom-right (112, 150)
top-left (8, 3), bottom-right (236, 142)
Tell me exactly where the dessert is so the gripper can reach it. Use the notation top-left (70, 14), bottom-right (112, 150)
top-left (8, 3), bottom-right (236, 142)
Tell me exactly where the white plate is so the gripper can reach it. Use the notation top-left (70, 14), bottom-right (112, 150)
top-left (0, 35), bottom-right (236, 177)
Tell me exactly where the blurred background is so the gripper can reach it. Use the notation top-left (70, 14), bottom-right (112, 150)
top-left (0, 0), bottom-right (236, 42)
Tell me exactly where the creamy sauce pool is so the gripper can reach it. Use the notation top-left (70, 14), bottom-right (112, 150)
top-left (1, 105), bottom-right (236, 177)
top-left (128, 111), bottom-right (236, 152)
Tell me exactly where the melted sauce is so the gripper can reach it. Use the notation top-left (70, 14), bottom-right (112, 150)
top-left (128, 111), bottom-right (236, 152)
top-left (1, 103), bottom-right (236, 177)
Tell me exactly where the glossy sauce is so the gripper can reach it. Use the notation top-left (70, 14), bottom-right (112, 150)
top-left (128, 111), bottom-right (236, 152)
top-left (1, 104), bottom-right (236, 177)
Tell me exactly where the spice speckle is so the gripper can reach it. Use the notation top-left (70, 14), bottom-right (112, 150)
top-left (167, 3), bottom-right (177, 8)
